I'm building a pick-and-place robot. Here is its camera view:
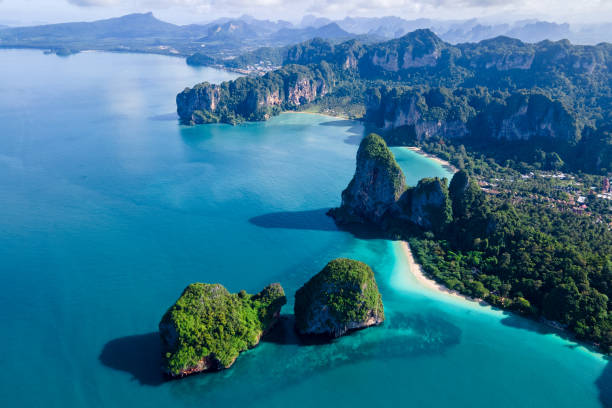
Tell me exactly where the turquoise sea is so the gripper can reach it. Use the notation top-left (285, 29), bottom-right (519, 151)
top-left (0, 49), bottom-right (609, 407)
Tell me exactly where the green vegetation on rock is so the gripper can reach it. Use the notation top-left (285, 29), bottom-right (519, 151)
top-left (331, 131), bottom-right (612, 353)
top-left (360, 133), bottom-right (406, 193)
top-left (294, 258), bottom-right (385, 337)
top-left (178, 29), bottom-right (612, 175)
top-left (159, 282), bottom-right (286, 376)
top-left (177, 63), bottom-right (335, 125)
top-left (331, 134), bottom-right (406, 224)
top-left (407, 177), bottom-right (453, 233)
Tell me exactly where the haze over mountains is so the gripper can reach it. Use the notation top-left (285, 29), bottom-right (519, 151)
top-left (2, 11), bottom-right (612, 59)
top-left (2, 11), bottom-right (612, 73)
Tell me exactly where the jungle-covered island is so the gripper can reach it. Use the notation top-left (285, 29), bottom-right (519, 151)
top-left (159, 282), bottom-right (286, 377)
top-left (294, 258), bottom-right (385, 338)
top-left (160, 258), bottom-right (384, 377)
top-left (176, 29), bottom-right (612, 354)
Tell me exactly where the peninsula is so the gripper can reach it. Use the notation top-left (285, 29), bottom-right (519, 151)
top-left (329, 132), bottom-right (612, 353)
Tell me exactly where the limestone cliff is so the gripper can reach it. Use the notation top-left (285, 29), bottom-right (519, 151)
top-left (177, 63), bottom-right (334, 125)
top-left (484, 93), bottom-right (580, 143)
top-left (364, 29), bottom-right (447, 74)
top-left (366, 88), bottom-right (468, 140)
top-left (294, 258), bottom-right (384, 338)
top-left (398, 178), bottom-right (453, 233)
top-left (365, 87), bottom-right (469, 140)
top-left (329, 133), bottom-right (406, 224)
top-left (366, 87), bottom-right (581, 145)
top-left (330, 132), bottom-right (454, 236)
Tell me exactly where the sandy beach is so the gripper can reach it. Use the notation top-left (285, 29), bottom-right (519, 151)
top-left (399, 241), bottom-right (484, 304)
top-left (404, 146), bottom-right (458, 173)
top-left (283, 110), bottom-right (350, 120)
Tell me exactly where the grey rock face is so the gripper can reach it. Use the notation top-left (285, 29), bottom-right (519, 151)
top-left (294, 258), bottom-right (385, 338)
top-left (332, 133), bottom-right (406, 224)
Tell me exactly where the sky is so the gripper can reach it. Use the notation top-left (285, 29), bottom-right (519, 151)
top-left (1, 0), bottom-right (612, 26)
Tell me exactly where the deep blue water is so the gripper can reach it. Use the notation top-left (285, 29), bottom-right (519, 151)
top-left (0, 49), bottom-right (609, 408)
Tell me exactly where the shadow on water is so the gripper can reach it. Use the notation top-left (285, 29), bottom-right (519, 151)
top-left (249, 208), bottom-right (337, 232)
top-left (263, 315), bottom-right (342, 346)
top-left (318, 119), bottom-right (364, 145)
top-left (343, 133), bottom-right (363, 145)
top-left (500, 313), bottom-right (565, 336)
top-left (598, 359), bottom-right (612, 407)
top-left (499, 312), bottom-right (607, 355)
top-left (167, 311), bottom-right (462, 404)
top-left (99, 332), bottom-right (165, 387)
top-left (248, 208), bottom-right (387, 240)
top-left (318, 119), bottom-right (361, 133)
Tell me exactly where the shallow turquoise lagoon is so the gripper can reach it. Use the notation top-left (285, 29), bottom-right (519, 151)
top-left (0, 49), bottom-right (609, 408)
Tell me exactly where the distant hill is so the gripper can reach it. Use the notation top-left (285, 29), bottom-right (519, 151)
top-left (0, 13), bottom-right (358, 59)
top-left (3, 12), bottom-right (612, 67)
top-left (0, 12), bottom-right (182, 41)
top-left (271, 23), bottom-right (353, 43)
top-left (299, 15), bottom-right (333, 29)
top-left (337, 16), bottom-right (433, 38)
top-left (200, 20), bottom-right (261, 41)
top-left (506, 21), bottom-right (571, 42)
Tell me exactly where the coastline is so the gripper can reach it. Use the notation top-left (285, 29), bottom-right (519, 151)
top-left (399, 241), bottom-right (486, 305)
top-left (403, 146), bottom-right (458, 173)
top-left (398, 240), bottom-right (609, 359)
top-left (283, 110), bottom-right (350, 120)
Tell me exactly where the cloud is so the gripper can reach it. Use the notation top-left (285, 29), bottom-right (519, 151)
top-left (67, 0), bottom-right (122, 6)
top-left (57, 0), bottom-right (612, 23)
top-left (305, 0), bottom-right (515, 15)
top-left (70, 0), bottom-right (512, 10)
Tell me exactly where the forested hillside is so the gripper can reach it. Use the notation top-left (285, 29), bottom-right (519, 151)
top-left (178, 30), bottom-right (612, 175)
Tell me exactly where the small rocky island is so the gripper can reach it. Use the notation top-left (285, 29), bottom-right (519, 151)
top-left (294, 258), bottom-right (385, 338)
top-left (159, 282), bottom-right (286, 377)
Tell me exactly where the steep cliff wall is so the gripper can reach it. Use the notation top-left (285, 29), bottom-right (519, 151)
top-left (330, 133), bottom-right (454, 235)
top-left (330, 133), bottom-right (406, 224)
top-left (483, 93), bottom-right (581, 143)
top-left (364, 86), bottom-right (471, 140)
top-left (365, 86), bottom-right (582, 146)
top-left (177, 63), bottom-right (334, 125)
top-left (398, 178), bottom-right (453, 233)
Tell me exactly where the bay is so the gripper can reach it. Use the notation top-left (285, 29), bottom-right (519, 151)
top-left (0, 49), bottom-right (609, 408)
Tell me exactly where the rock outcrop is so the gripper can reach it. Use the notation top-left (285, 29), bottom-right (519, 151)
top-left (365, 86), bottom-right (581, 146)
top-left (398, 177), bottom-right (453, 233)
top-left (159, 282), bottom-right (286, 377)
top-left (485, 93), bottom-right (580, 143)
top-left (329, 133), bottom-right (406, 224)
top-left (177, 63), bottom-right (333, 125)
top-left (330, 132), bottom-right (454, 236)
top-left (294, 258), bottom-right (384, 338)
top-left (365, 29), bottom-right (447, 73)
top-left (365, 87), bottom-right (469, 139)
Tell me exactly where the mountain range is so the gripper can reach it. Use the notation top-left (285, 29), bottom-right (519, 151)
top-left (177, 28), bottom-right (612, 175)
top-left (2, 12), bottom-right (612, 61)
